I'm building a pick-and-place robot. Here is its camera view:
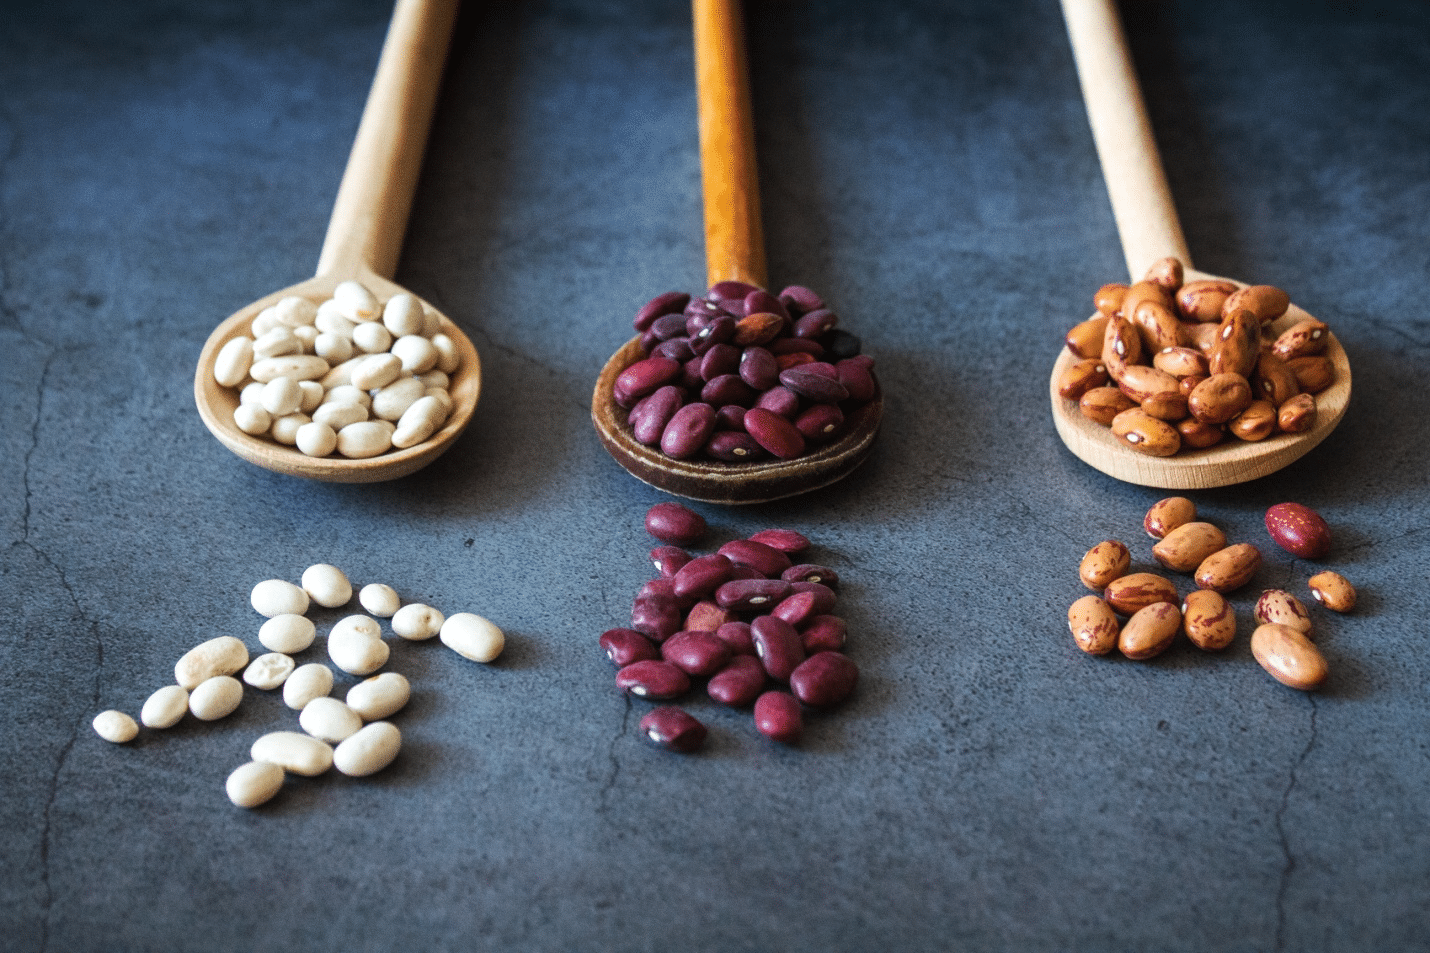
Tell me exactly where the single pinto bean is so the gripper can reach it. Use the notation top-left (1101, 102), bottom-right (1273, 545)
top-left (1102, 313), bottom-right (1143, 379)
top-left (1178, 417), bottom-right (1225, 449)
top-left (1058, 358), bottom-right (1110, 400)
top-left (1118, 601), bottom-right (1181, 660)
top-left (1228, 399), bottom-right (1278, 441)
top-left (1068, 595), bottom-right (1119, 655)
top-left (1152, 522), bottom-right (1227, 573)
top-left (1110, 408), bottom-right (1181, 456)
top-left (1188, 373), bottom-right (1253, 424)
top-left (1143, 256), bottom-right (1184, 292)
top-left (1209, 310), bottom-right (1260, 378)
top-left (1194, 543), bottom-right (1262, 593)
top-left (1272, 319), bottom-right (1330, 361)
top-left (1079, 540), bottom-right (1131, 590)
top-left (1253, 352), bottom-right (1301, 407)
top-left (1175, 279), bottom-right (1237, 322)
top-left (1254, 589), bottom-right (1313, 635)
top-left (1079, 387), bottom-right (1136, 425)
top-left (1251, 623), bottom-right (1327, 690)
top-left (1144, 497), bottom-right (1196, 538)
top-left (1153, 346), bottom-right (1208, 379)
top-left (1181, 590), bottom-right (1235, 650)
top-left (1104, 572), bottom-right (1179, 615)
top-left (1277, 393), bottom-right (1317, 433)
top-left (1222, 285), bottom-right (1290, 324)
top-left (1286, 355), bottom-right (1335, 394)
top-left (1094, 284), bottom-right (1127, 316)
top-left (1308, 571), bottom-right (1356, 612)
top-left (1066, 315), bottom-right (1110, 358)
top-left (789, 652), bottom-right (858, 707)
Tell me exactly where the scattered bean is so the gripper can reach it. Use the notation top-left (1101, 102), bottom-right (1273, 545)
top-left (1152, 522), bottom-right (1227, 573)
top-left (1181, 590), bottom-right (1235, 651)
top-left (189, 675), bottom-right (243, 721)
top-left (1264, 502), bottom-right (1332, 559)
top-left (1079, 540), bottom-right (1131, 590)
top-left (283, 663), bottom-right (335, 710)
top-left (359, 583), bottom-right (401, 618)
top-left (1194, 543), bottom-right (1262, 593)
top-left (1251, 623), bottom-right (1328, 691)
top-left (251, 731), bottom-right (334, 777)
top-left (301, 563), bottom-right (352, 608)
top-left (141, 685), bottom-right (190, 729)
top-left (392, 603), bottom-right (445, 641)
top-left (243, 652), bottom-right (296, 690)
top-left (175, 636), bottom-right (250, 690)
top-left (645, 502), bottom-right (707, 545)
top-left (259, 614), bottom-right (316, 654)
top-left (251, 579), bottom-right (310, 618)
top-left (1068, 595), bottom-right (1119, 655)
top-left (1143, 497), bottom-right (1196, 539)
top-left (1308, 571), bottom-right (1356, 612)
top-left (226, 761), bottom-right (285, 808)
top-left (1254, 590), bottom-right (1313, 635)
top-left (1104, 572), bottom-right (1178, 615)
top-left (1118, 602), bottom-right (1181, 660)
top-left (346, 672), bottom-right (411, 721)
top-left (789, 652), bottom-right (858, 707)
top-left (753, 690), bottom-right (803, 743)
top-left (639, 707), bottom-right (708, 753)
top-left (93, 710), bottom-right (139, 743)
top-left (299, 697), bottom-right (363, 744)
top-left (439, 612), bottom-right (505, 662)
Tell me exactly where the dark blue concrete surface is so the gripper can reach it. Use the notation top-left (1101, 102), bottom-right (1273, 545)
top-left (2, 1), bottom-right (1428, 950)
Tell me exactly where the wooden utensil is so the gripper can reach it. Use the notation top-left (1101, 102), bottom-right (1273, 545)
top-left (590, 0), bottom-right (883, 505)
top-left (195, 0), bottom-right (479, 483)
top-left (1051, 0), bottom-right (1350, 489)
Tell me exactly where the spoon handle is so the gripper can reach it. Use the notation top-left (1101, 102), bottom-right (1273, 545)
top-left (1060, 0), bottom-right (1191, 280)
top-left (694, 0), bottom-right (767, 290)
top-left (315, 0), bottom-right (459, 281)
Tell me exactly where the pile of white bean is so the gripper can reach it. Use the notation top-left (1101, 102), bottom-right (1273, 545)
top-left (212, 281), bottom-right (461, 458)
top-left (91, 562), bottom-right (505, 809)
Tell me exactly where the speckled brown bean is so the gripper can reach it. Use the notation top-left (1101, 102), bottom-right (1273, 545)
top-left (1143, 256), bottom-right (1184, 292)
top-left (800, 615), bottom-right (847, 653)
top-left (753, 690), bottom-right (803, 743)
top-left (1182, 590), bottom-right (1236, 650)
top-left (1144, 497), bottom-right (1197, 538)
top-left (744, 407), bottom-right (806, 459)
top-left (1222, 285), bottom-right (1290, 324)
top-left (616, 660), bottom-right (691, 699)
top-left (1066, 315), bottom-right (1110, 358)
top-left (1079, 387), bottom-right (1136, 426)
top-left (708, 655), bottom-right (767, 706)
top-left (789, 652), bottom-right (858, 707)
top-left (1079, 540), bottom-right (1131, 590)
top-left (718, 539), bottom-right (792, 578)
top-left (1130, 299), bottom-right (1185, 352)
top-left (1117, 365), bottom-right (1182, 409)
top-left (1118, 601), bottom-right (1182, 659)
top-left (600, 628), bottom-right (659, 666)
top-left (1254, 590), bottom-right (1313, 635)
top-left (1094, 284), bottom-right (1127, 317)
top-left (1286, 356), bottom-right (1335, 394)
top-left (640, 707), bottom-right (707, 752)
top-left (1251, 623), bottom-right (1327, 690)
top-left (1110, 408), bottom-right (1181, 456)
top-left (1068, 595), bottom-right (1119, 655)
top-left (661, 630), bottom-right (733, 676)
top-left (1178, 417), bottom-right (1226, 449)
top-left (1253, 352), bottom-right (1301, 408)
top-left (645, 502), bottom-right (706, 545)
top-left (1102, 313), bottom-right (1143, 379)
top-left (1278, 394), bottom-right (1317, 433)
top-left (1176, 279), bottom-right (1238, 322)
top-left (751, 615), bottom-right (805, 681)
top-left (1188, 373), bottom-right (1253, 425)
top-left (1308, 571), bottom-right (1356, 612)
top-left (1104, 572), bottom-right (1179, 615)
top-left (1194, 543), bottom-right (1262, 593)
top-left (1272, 319), bottom-right (1330, 361)
top-left (1152, 522), bottom-right (1228, 573)
top-left (1228, 400), bottom-right (1278, 441)
top-left (1058, 358), bottom-right (1110, 400)
top-left (1153, 346), bottom-right (1208, 379)
top-left (1120, 281), bottom-right (1172, 334)
top-left (1184, 322), bottom-right (1221, 354)
top-left (1209, 310), bottom-right (1260, 379)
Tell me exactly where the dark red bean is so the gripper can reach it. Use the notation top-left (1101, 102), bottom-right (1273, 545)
top-left (800, 361), bottom-right (839, 379)
top-left (776, 353), bottom-right (816, 372)
top-left (728, 564), bottom-right (763, 581)
top-left (701, 374), bottom-right (757, 407)
top-left (660, 630), bottom-right (733, 677)
top-left (645, 501), bottom-right (706, 545)
top-left (690, 315), bottom-right (736, 356)
top-left (714, 621), bottom-right (757, 655)
top-left (751, 615), bottom-right (805, 681)
top-left (770, 338), bottom-right (825, 357)
top-left (616, 660), bottom-right (690, 699)
top-left (661, 403), bottom-right (717, 459)
top-left (629, 386), bottom-right (684, 446)
top-left (600, 628), bottom-right (659, 666)
top-left (634, 291), bottom-right (691, 332)
top-left (710, 280), bottom-right (760, 302)
top-left (743, 289), bottom-right (789, 323)
top-left (753, 690), bottom-right (803, 743)
top-left (707, 655), bottom-right (767, 707)
top-left (788, 581), bottom-right (837, 613)
top-left (685, 296), bottom-right (724, 319)
top-left (843, 353), bottom-right (875, 371)
top-left (800, 615), bottom-right (847, 653)
top-left (705, 431), bottom-right (766, 461)
top-left (744, 408), bottom-right (806, 459)
top-left (739, 346), bottom-right (779, 390)
top-left (718, 539), bottom-right (792, 577)
top-left (794, 309), bottom-right (838, 339)
top-left (714, 404), bottom-right (747, 430)
top-left (678, 357), bottom-right (703, 391)
top-left (614, 356), bottom-right (681, 407)
top-left (699, 343), bottom-right (741, 381)
top-left (715, 578), bottom-right (792, 611)
top-left (671, 553), bottom-right (735, 600)
top-left (636, 578), bottom-right (675, 601)
top-left (651, 337), bottom-right (695, 362)
top-left (836, 358), bottom-right (876, 401)
top-left (753, 386), bottom-right (800, 419)
top-left (639, 328), bottom-right (660, 352)
top-left (795, 404), bottom-right (844, 442)
top-left (826, 330), bottom-right (862, 360)
top-left (777, 285), bottom-right (824, 315)
top-left (685, 312), bottom-right (716, 337)
top-left (630, 595), bottom-right (682, 642)
top-left (640, 706), bottom-right (707, 752)
top-left (748, 529), bottom-right (810, 554)
top-left (779, 367), bottom-right (849, 403)
top-left (650, 312), bottom-right (689, 341)
top-left (649, 546), bottom-right (690, 579)
top-left (684, 599), bottom-right (736, 632)
top-left (771, 590), bottom-right (823, 627)
top-left (783, 564), bottom-right (839, 588)
top-left (789, 651), bottom-right (858, 707)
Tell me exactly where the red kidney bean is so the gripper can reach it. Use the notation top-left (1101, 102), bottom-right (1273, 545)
top-left (714, 620), bottom-right (757, 655)
top-left (789, 581), bottom-right (837, 612)
top-left (684, 600), bottom-right (735, 632)
top-left (600, 628), bottom-right (659, 666)
top-left (776, 352), bottom-right (817, 372)
top-left (744, 408), bottom-right (806, 459)
top-left (649, 546), bottom-right (690, 579)
top-left (635, 291), bottom-right (691, 332)
top-left (616, 660), bottom-right (690, 699)
top-left (718, 539), bottom-right (792, 577)
top-left (707, 655), bottom-right (767, 707)
top-left (699, 343), bottom-right (741, 381)
top-left (660, 630), bottom-right (733, 676)
top-left (753, 386), bottom-right (800, 419)
top-left (771, 590), bottom-right (823, 627)
top-left (636, 578), bottom-right (674, 600)
top-left (836, 358), bottom-right (876, 401)
top-left (614, 356), bottom-right (681, 407)
top-left (630, 595), bottom-right (682, 642)
top-left (778, 285), bottom-right (824, 315)
top-left (744, 289), bottom-right (790, 322)
top-left (748, 529), bottom-right (810, 554)
top-left (678, 358), bottom-right (703, 391)
top-left (751, 615), bottom-right (805, 681)
top-left (780, 367), bottom-right (849, 403)
top-left (685, 296), bottom-right (725, 318)
top-left (645, 501), bottom-right (706, 545)
top-left (639, 328), bottom-right (660, 351)
top-left (770, 337), bottom-right (825, 357)
top-left (711, 280), bottom-right (759, 302)
top-left (799, 614), bottom-right (847, 653)
top-left (705, 431), bottom-right (766, 461)
top-left (701, 374), bottom-right (758, 407)
top-left (794, 309), bottom-right (838, 339)
top-left (739, 347), bottom-right (779, 390)
top-left (651, 337), bottom-right (695, 363)
top-left (660, 402), bottom-right (717, 459)
top-left (801, 361), bottom-right (839, 379)
top-left (783, 564), bottom-right (839, 587)
top-left (826, 330), bottom-right (862, 360)
top-left (629, 386), bottom-right (684, 446)
top-left (690, 315), bottom-right (736, 355)
top-left (753, 690), bottom-right (803, 742)
top-left (650, 312), bottom-right (689, 341)
top-left (685, 312), bottom-right (716, 337)
top-left (796, 404), bottom-right (844, 442)
top-left (715, 578), bottom-right (792, 611)
top-left (714, 404), bottom-right (747, 430)
top-left (640, 706), bottom-right (707, 752)
top-left (789, 651), bottom-right (858, 707)
top-left (671, 553), bottom-right (735, 600)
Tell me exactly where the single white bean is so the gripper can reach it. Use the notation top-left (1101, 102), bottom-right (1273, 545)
top-left (358, 583), bottom-right (400, 618)
top-left (333, 722), bottom-right (401, 777)
top-left (243, 652), bottom-right (296, 690)
top-left (251, 579), bottom-right (310, 618)
top-left (301, 563), bottom-right (353, 609)
top-left (320, 356), bottom-right (363, 390)
top-left (253, 326), bottom-right (301, 360)
top-left (336, 421), bottom-right (393, 458)
top-left (372, 377), bottom-right (427, 422)
top-left (331, 614), bottom-right (381, 640)
top-left (227, 760), bottom-right (285, 808)
top-left (239, 381), bottom-right (267, 405)
top-left (314, 332), bottom-right (354, 363)
top-left (260, 376), bottom-right (303, 416)
top-left (417, 369), bottom-right (449, 390)
top-left (299, 697), bottom-right (363, 743)
top-left (249, 355), bottom-right (329, 383)
top-left (176, 635), bottom-right (250, 689)
top-left (439, 612), bottom-right (504, 663)
top-left (315, 299), bottom-right (356, 336)
top-left (392, 395), bottom-right (448, 449)
top-left (140, 685), bottom-right (189, 728)
top-left (423, 387), bottom-right (454, 417)
top-left (346, 672), bottom-right (410, 721)
top-left (283, 663), bottom-right (333, 710)
top-left (93, 710), bottom-right (138, 743)
top-left (293, 325), bottom-right (319, 353)
top-left (333, 280), bottom-right (379, 322)
top-left (382, 293), bottom-right (426, 337)
top-left (298, 379), bottom-right (324, 413)
top-left (295, 420), bottom-right (338, 457)
top-left (351, 353), bottom-right (402, 390)
top-left (259, 613), bottom-right (315, 653)
top-left (251, 305), bottom-right (281, 336)
top-left (274, 295), bottom-right (318, 328)
top-left (251, 731), bottom-right (333, 776)
top-left (233, 404), bottom-right (272, 436)
top-left (312, 401), bottom-right (368, 431)
top-left (321, 383), bottom-right (371, 408)
top-left (214, 336), bottom-right (255, 387)
top-left (328, 627), bottom-right (389, 676)
top-left (270, 412), bottom-right (311, 446)
top-left (431, 333), bottom-right (461, 374)
top-left (390, 335), bottom-right (439, 374)
top-left (391, 603), bottom-right (444, 641)
top-left (352, 321), bottom-right (393, 355)
top-left (189, 675), bottom-right (244, 721)
top-left (421, 308), bottom-right (441, 337)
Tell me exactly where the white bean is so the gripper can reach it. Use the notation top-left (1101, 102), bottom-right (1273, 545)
top-left (423, 387), bottom-right (454, 417)
top-left (233, 404), bottom-right (272, 436)
top-left (333, 722), bottom-right (401, 777)
top-left (274, 295), bottom-right (318, 328)
top-left (346, 672), bottom-right (410, 721)
top-left (299, 697), bottom-right (363, 743)
top-left (253, 326), bottom-right (301, 360)
top-left (298, 380), bottom-right (324, 413)
top-left (314, 332), bottom-right (354, 363)
top-left (392, 395), bottom-right (448, 449)
top-left (321, 383), bottom-right (371, 408)
top-left (226, 760), bottom-right (285, 808)
top-left (251, 731), bottom-right (333, 776)
top-left (243, 652), bottom-right (296, 690)
top-left (372, 377), bottom-right (426, 422)
top-left (358, 583), bottom-right (400, 618)
top-left (283, 663), bottom-right (334, 710)
top-left (417, 369), bottom-right (449, 390)
top-left (439, 612), bottom-right (504, 663)
top-left (259, 613), bottom-right (315, 653)
top-left (422, 308), bottom-right (441, 337)
top-left (270, 412), bottom-right (311, 445)
top-left (351, 321), bottom-right (393, 354)
top-left (315, 299), bottom-right (356, 336)
top-left (260, 376), bottom-right (302, 416)
top-left (293, 325), bottom-right (319, 353)
top-left (337, 421), bottom-right (393, 458)
top-left (239, 381), bottom-right (267, 405)
top-left (332, 614), bottom-right (381, 640)
top-left (93, 709), bottom-right (138, 743)
top-left (140, 685), bottom-right (189, 728)
top-left (390, 335), bottom-right (438, 374)
top-left (251, 579), bottom-right (310, 618)
top-left (431, 333), bottom-right (461, 374)
top-left (189, 675), bottom-right (243, 720)
top-left (320, 356), bottom-right (363, 389)
top-left (214, 337), bottom-right (254, 387)
top-left (301, 563), bottom-right (352, 609)
top-left (176, 635), bottom-right (250, 689)
top-left (382, 293), bottom-right (426, 337)
top-left (351, 353), bottom-right (402, 390)
top-left (251, 305), bottom-right (281, 336)
top-left (312, 401), bottom-right (368, 431)
top-left (392, 603), bottom-right (444, 641)
top-left (333, 280), bottom-right (379, 322)
top-left (295, 420), bottom-right (337, 457)
top-left (328, 626), bottom-right (389, 676)
top-left (250, 355), bottom-right (329, 383)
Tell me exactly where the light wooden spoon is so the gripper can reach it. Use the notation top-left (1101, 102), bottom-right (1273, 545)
top-left (1051, 0), bottom-right (1350, 489)
top-left (195, 0), bottom-right (479, 483)
top-left (591, 0), bottom-right (883, 505)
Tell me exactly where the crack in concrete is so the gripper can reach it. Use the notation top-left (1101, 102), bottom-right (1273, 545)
top-left (597, 695), bottom-right (632, 816)
top-left (1273, 696), bottom-right (1318, 952)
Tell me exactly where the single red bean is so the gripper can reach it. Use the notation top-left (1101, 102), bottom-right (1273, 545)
top-left (684, 599), bottom-right (736, 632)
top-left (800, 361), bottom-right (839, 379)
top-left (629, 386), bottom-right (684, 446)
top-left (744, 289), bottom-right (790, 323)
top-left (835, 358), bottom-right (876, 402)
top-left (777, 285), bottom-right (824, 315)
top-left (753, 386), bottom-right (800, 419)
top-left (744, 408), bottom-right (806, 459)
top-left (637, 578), bottom-right (694, 611)
top-left (640, 706), bottom-right (707, 752)
top-left (783, 564), bottom-right (839, 587)
top-left (728, 565), bottom-right (762, 581)
top-left (651, 337), bottom-right (695, 362)
top-left (614, 356), bottom-right (681, 407)
top-left (600, 628), bottom-right (659, 666)
top-left (671, 553), bottom-right (735, 600)
top-left (650, 312), bottom-right (689, 341)
top-left (714, 620), bottom-right (757, 655)
top-left (739, 347), bottom-right (779, 390)
top-left (705, 431), bottom-right (766, 461)
top-left (770, 338), bottom-right (825, 357)
top-left (660, 403), bottom-right (717, 459)
top-left (751, 615), bottom-right (805, 681)
top-left (710, 280), bottom-right (759, 302)
top-left (661, 630), bottom-right (733, 677)
top-left (799, 615), bottom-right (847, 653)
top-left (685, 296), bottom-right (725, 318)
top-left (748, 529), bottom-right (810, 554)
top-left (639, 329), bottom-right (659, 352)
top-left (649, 546), bottom-right (690, 579)
top-left (754, 690), bottom-right (803, 743)
top-left (789, 651), bottom-right (858, 707)
top-left (630, 595), bottom-right (682, 642)
top-left (699, 343), bottom-right (741, 381)
top-left (795, 404), bottom-right (844, 442)
top-left (645, 501), bottom-right (707, 545)
top-left (776, 352), bottom-right (817, 371)
top-left (707, 655), bottom-right (767, 707)
top-left (826, 330), bottom-right (862, 361)
top-left (701, 374), bottom-right (758, 407)
top-left (677, 358), bottom-right (703, 391)
top-left (616, 660), bottom-right (690, 699)
top-left (771, 590), bottom-right (823, 627)
top-left (714, 404), bottom-right (747, 430)
top-left (718, 539), bottom-right (792, 577)
top-left (685, 312), bottom-right (716, 337)
top-left (779, 367), bottom-right (849, 403)
top-left (788, 581), bottom-right (838, 612)
top-left (715, 578), bottom-right (792, 611)
top-left (794, 309), bottom-right (838, 339)
top-left (690, 315), bottom-right (736, 355)
top-left (634, 291), bottom-right (691, 332)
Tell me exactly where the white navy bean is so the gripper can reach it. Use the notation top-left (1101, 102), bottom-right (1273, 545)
top-left (336, 420), bottom-right (393, 458)
top-left (346, 672), bottom-right (410, 721)
top-left (439, 612), bottom-right (504, 662)
top-left (214, 336), bottom-right (254, 387)
top-left (417, 369), bottom-right (449, 390)
top-left (140, 684), bottom-right (189, 728)
top-left (392, 395), bottom-right (448, 449)
top-left (298, 380), bottom-right (324, 413)
top-left (243, 652), bottom-right (295, 690)
top-left (239, 381), bottom-right (266, 405)
top-left (233, 404), bottom-right (272, 435)
top-left (176, 635), bottom-right (250, 689)
top-left (352, 321), bottom-right (393, 354)
top-left (320, 384), bottom-right (371, 408)
top-left (251, 305), bottom-right (281, 336)
top-left (260, 377), bottom-right (302, 416)
top-left (422, 308), bottom-right (441, 337)
top-left (328, 625), bottom-right (389, 676)
top-left (301, 563), bottom-right (352, 608)
top-left (299, 697), bottom-right (363, 743)
top-left (295, 420), bottom-right (337, 457)
top-left (312, 401), bottom-right (368, 431)
top-left (259, 613), bottom-right (315, 653)
top-left (372, 377), bottom-right (426, 421)
top-left (283, 662), bottom-right (333, 710)
top-left (333, 722), bottom-right (401, 777)
top-left (253, 326), bottom-right (301, 360)
top-left (431, 333), bottom-right (460, 374)
top-left (251, 730), bottom-right (333, 776)
top-left (315, 299), bottom-right (355, 336)
top-left (189, 675), bottom-right (243, 720)
top-left (320, 356), bottom-right (362, 389)
top-left (333, 280), bottom-right (379, 322)
top-left (359, 583), bottom-right (401, 617)
top-left (226, 761), bottom-right (285, 808)
top-left (382, 293), bottom-right (426, 336)
top-left (392, 603), bottom-right (444, 640)
top-left (269, 412), bottom-right (311, 445)
top-left (249, 355), bottom-right (329, 383)
top-left (293, 325), bottom-right (319, 352)
top-left (274, 295), bottom-right (318, 327)
top-left (390, 334), bottom-right (438, 373)
top-left (314, 332), bottom-right (354, 363)
top-left (93, 710), bottom-right (138, 743)
top-left (251, 579), bottom-right (310, 618)
top-left (351, 353), bottom-right (402, 390)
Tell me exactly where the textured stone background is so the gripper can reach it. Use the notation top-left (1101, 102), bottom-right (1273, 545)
top-left (2, 1), bottom-right (1427, 950)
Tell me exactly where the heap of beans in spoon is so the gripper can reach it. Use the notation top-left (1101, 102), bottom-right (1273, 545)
top-left (617, 283), bottom-right (876, 462)
top-left (601, 503), bottom-right (858, 752)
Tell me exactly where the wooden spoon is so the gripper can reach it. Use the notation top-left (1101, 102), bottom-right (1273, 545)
top-left (590, 0), bottom-right (883, 505)
top-left (194, 0), bottom-right (480, 483)
top-left (1051, 0), bottom-right (1350, 489)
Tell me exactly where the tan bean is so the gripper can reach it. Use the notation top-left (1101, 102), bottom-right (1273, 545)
top-left (1188, 373), bottom-right (1253, 425)
top-left (1101, 313), bottom-right (1143, 380)
top-left (1079, 540), bottom-right (1131, 590)
top-left (1118, 365), bottom-right (1183, 407)
top-left (1079, 386), bottom-right (1137, 426)
top-left (1110, 408), bottom-right (1181, 456)
top-left (1272, 319), bottom-right (1330, 361)
top-left (1209, 310), bottom-right (1260, 379)
top-left (1058, 358), bottom-right (1110, 400)
top-left (1253, 352), bottom-right (1301, 407)
top-left (1222, 285), bottom-right (1290, 324)
top-left (1286, 355), bottom-right (1335, 394)
top-left (1094, 284), bottom-right (1128, 317)
top-left (1176, 279), bottom-right (1238, 322)
top-left (1184, 321), bottom-right (1221, 354)
top-left (1254, 589), bottom-right (1313, 635)
top-left (1194, 543), bottom-right (1262, 593)
top-left (1178, 374), bottom-right (1207, 398)
top-left (1181, 590), bottom-right (1235, 650)
top-left (1142, 257), bottom-right (1184, 293)
top-left (1120, 281), bottom-right (1172, 329)
top-left (1068, 595), bottom-right (1119, 655)
top-left (1308, 571), bottom-right (1356, 612)
top-left (1118, 601), bottom-right (1181, 659)
top-left (1251, 623), bottom-right (1327, 690)
top-left (1277, 393), bottom-right (1317, 433)
top-left (1177, 417), bottom-right (1225, 449)
top-left (1153, 346), bottom-right (1208, 379)
top-left (1152, 521), bottom-right (1228, 573)
top-left (1228, 399), bottom-right (1278, 441)
top-left (1104, 572), bottom-right (1179, 616)
top-left (1130, 299), bottom-right (1185, 353)
top-left (1065, 315), bottom-right (1110, 359)
top-left (1143, 497), bottom-right (1196, 538)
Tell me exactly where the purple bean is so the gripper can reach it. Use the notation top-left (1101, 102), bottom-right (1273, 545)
top-left (701, 374), bottom-right (758, 407)
top-left (652, 337), bottom-right (694, 362)
top-left (630, 594), bottom-right (683, 642)
top-left (788, 581), bottom-right (837, 614)
top-left (718, 539), bottom-right (792, 577)
top-left (671, 552), bottom-right (735, 600)
top-left (710, 280), bottom-right (760, 303)
top-left (660, 630), bottom-right (733, 677)
top-left (707, 655), bottom-right (767, 707)
top-left (714, 621), bottom-right (757, 655)
top-left (660, 403), bottom-right (717, 459)
top-left (753, 386), bottom-right (800, 419)
top-left (690, 315), bottom-right (736, 356)
top-left (744, 408), bottom-right (806, 459)
top-left (649, 546), bottom-right (690, 579)
top-left (782, 564), bottom-right (839, 587)
top-left (705, 431), bottom-right (765, 461)
top-left (751, 615), bottom-right (805, 681)
top-left (769, 337), bottom-right (825, 357)
top-left (715, 578), bottom-right (793, 611)
top-left (789, 651), bottom-right (858, 707)
top-left (799, 615), bottom-right (847, 653)
top-left (645, 501), bottom-right (706, 545)
top-left (685, 296), bottom-right (725, 318)
top-left (651, 312), bottom-right (689, 341)
top-left (678, 357), bottom-right (703, 392)
top-left (748, 529), bottom-right (810, 554)
top-left (835, 358), bottom-right (876, 402)
top-left (777, 285), bottom-right (824, 315)
top-left (640, 706), bottom-right (707, 752)
top-left (744, 289), bottom-right (790, 322)
top-left (795, 404), bottom-right (844, 442)
top-left (616, 660), bottom-right (690, 699)
top-left (771, 590), bottom-right (822, 628)
top-left (753, 690), bottom-right (803, 743)
top-left (685, 312), bottom-right (717, 337)
top-left (714, 404), bottom-right (747, 431)
top-left (614, 356), bottom-right (681, 408)
top-left (739, 347), bottom-right (779, 390)
top-left (600, 628), bottom-right (659, 666)
top-left (699, 343), bottom-right (741, 381)
top-left (826, 330), bottom-right (862, 360)
top-left (779, 367), bottom-right (849, 403)
top-left (794, 309), bottom-right (838, 339)
top-left (629, 386), bottom-right (684, 445)
top-left (634, 291), bottom-right (691, 332)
